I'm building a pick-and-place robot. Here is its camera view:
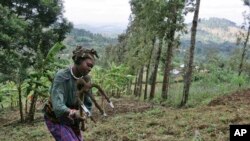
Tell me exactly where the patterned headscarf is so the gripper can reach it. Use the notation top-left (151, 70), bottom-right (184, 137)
top-left (72, 46), bottom-right (99, 64)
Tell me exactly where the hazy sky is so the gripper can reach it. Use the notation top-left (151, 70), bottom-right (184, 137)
top-left (64, 0), bottom-right (248, 26)
top-left (64, 0), bottom-right (130, 25)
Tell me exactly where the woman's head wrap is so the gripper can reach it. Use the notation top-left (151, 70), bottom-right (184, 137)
top-left (72, 46), bottom-right (99, 64)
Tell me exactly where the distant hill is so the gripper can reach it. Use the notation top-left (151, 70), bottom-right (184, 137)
top-left (63, 28), bottom-right (117, 49)
top-left (182, 17), bottom-right (241, 43)
top-left (62, 28), bottom-right (118, 58)
top-left (181, 17), bottom-right (243, 57)
top-left (74, 23), bottom-right (127, 37)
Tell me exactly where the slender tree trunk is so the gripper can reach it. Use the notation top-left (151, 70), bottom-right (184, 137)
top-left (127, 81), bottom-right (131, 95)
top-left (138, 67), bottom-right (144, 98)
top-left (144, 37), bottom-right (156, 100)
top-left (116, 88), bottom-right (120, 98)
top-left (162, 42), bottom-right (174, 99)
top-left (27, 92), bottom-right (38, 121)
top-left (133, 73), bottom-right (137, 96)
top-left (25, 85), bottom-right (32, 115)
top-left (10, 96), bottom-right (13, 109)
top-left (180, 0), bottom-right (201, 106)
top-left (27, 85), bottom-right (38, 121)
top-left (111, 87), bottom-right (115, 97)
top-left (162, 9), bottom-right (177, 99)
top-left (25, 98), bottom-right (28, 114)
top-left (17, 83), bottom-right (24, 122)
top-left (238, 25), bottom-right (250, 87)
top-left (133, 70), bottom-right (139, 96)
top-left (149, 39), bottom-right (163, 100)
top-left (135, 69), bottom-right (142, 97)
top-left (129, 79), bottom-right (133, 94)
top-left (144, 63), bottom-right (150, 100)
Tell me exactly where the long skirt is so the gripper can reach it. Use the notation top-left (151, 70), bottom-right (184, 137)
top-left (44, 115), bottom-right (83, 141)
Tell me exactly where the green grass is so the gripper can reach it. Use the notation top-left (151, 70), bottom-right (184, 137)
top-left (143, 80), bottom-right (250, 107)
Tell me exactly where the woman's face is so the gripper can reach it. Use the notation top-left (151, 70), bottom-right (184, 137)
top-left (78, 58), bottom-right (94, 75)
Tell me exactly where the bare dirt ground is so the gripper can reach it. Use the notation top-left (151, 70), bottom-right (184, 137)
top-left (0, 108), bottom-right (20, 127)
top-left (208, 88), bottom-right (250, 106)
top-left (91, 97), bottom-right (153, 120)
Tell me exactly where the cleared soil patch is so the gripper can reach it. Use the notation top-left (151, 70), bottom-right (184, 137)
top-left (209, 88), bottom-right (250, 106)
top-left (91, 98), bottom-right (153, 120)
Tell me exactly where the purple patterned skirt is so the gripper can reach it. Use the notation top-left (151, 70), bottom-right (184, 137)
top-left (44, 115), bottom-right (83, 141)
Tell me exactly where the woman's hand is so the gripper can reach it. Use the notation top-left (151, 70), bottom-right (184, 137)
top-left (68, 109), bottom-right (86, 121)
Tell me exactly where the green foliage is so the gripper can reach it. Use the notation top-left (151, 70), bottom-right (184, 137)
top-left (231, 74), bottom-right (247, 86)
top-left (44, 42), bottom-right (68, 69)
top-left (0, 1), bottom-right (95, 113)
top-left (0, 4), bottom-right (28, 79)
top-left (0, 81), bottom-right (17, 107)
top-left (196, 63), bottom-right (247, 86)
top-left (0, 4), bottom-right (27, 49)
top-left (0, 0), bottom-right (72, 76)
top-left (91, 63), bottom-right (134, 96)
top-left (27, 42), bottom-right (69, 98)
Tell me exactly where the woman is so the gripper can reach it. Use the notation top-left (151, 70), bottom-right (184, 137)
top-left (43, 46), bottom-right (98, 141)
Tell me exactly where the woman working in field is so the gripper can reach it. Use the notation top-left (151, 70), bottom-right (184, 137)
top-left (43, 46), bottom-right (98, 141)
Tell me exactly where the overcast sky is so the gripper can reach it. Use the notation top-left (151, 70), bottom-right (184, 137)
top-left (64, 0), bottom-right (248, 26)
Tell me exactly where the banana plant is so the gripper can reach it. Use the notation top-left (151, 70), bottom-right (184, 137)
top-left (92, 63), bottom-right (134, 97)
top-left (27, 42), bottom-right (69, 121)
top-left (0, 81), bottom-right (17, 109)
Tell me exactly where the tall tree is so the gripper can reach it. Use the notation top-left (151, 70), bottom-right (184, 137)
top-left (180, 0), bottom-right (201, 106)
top-left (144, 37), bottom-right (156, 100)
top-left (0, 0), bottom-right (72, 121)
top-left (0, 4), bottom-right (29, 122)
top-left (127, 0), bottom-right (185, 100)
top-left (149, 39), bottom-right (163, 100)
top-left (130, 0), bottom-right (168, 100)
top-left (237, 0), bottom-right (250, 87)
top-left (0, 4), bottom-right (27, 75)
top-left (162, 0), bottom-right (185, 99)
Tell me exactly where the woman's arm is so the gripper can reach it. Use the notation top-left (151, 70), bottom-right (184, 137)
top-left (50, 71), bottom-right (70, 118)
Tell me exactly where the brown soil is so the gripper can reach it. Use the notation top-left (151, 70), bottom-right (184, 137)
top-left (208, 88), bottom-right (250, 106)
top-left (0, 108), bottom-right (20, 126)
top-left (91, 98), bottom-right (153, 120)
